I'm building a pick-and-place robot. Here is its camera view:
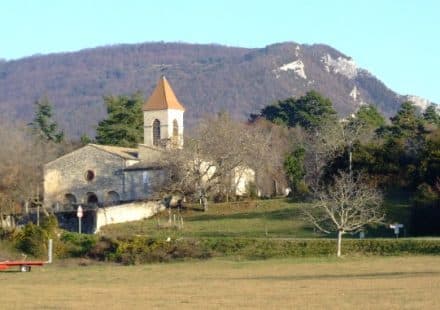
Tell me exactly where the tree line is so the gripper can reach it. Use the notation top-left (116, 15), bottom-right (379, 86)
top-left (1, 90), bottom-right (439, 250)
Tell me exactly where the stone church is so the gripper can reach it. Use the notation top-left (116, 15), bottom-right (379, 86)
top-left (44, 76), bottom-right (185, 209)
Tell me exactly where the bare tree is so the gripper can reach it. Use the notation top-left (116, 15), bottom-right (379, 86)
top-left (0, 118), bottom-right (62, 228)
top-left (250, 119), bottom-right (296, 196)
top-left (302, 171), bottom-right (384, 257)
top-left (303, 120), bottom-right (344, 189)
top-left (304, 116), bottom-right (375, 189)
top-left (159, 113), bottom-right (280, 210)
top-left (159, 137), bottom-right (212, 211)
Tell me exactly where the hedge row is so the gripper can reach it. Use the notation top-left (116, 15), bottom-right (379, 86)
top-left (4, 224), bottom-right (440, 263)
top-left (89, 237), bottom-right (440, 264)
top-left (200, 238), bottom-right (440, 258)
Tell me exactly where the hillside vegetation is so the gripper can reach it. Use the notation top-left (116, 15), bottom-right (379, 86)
top-left (0, 42), bottom-right (404, 138)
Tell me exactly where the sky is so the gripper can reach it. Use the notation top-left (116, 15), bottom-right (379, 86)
top-left (1, 0), bottom-right (439, 103)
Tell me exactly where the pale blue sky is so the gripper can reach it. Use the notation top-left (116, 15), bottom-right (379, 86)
top-left (1, 0), bottom-right (439, 103)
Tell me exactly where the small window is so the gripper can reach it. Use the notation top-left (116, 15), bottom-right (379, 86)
top-left (173, 119), bottom-right (179, 138)
top-left (85, 170), bottom-right (95, 181)
top-left (153, 119), bottom-right (161, 146)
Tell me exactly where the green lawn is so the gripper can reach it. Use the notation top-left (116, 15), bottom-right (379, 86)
top-left (100, 197), bottom-right (415, 239)
top-left (100, 198), bottom-right (318, 239)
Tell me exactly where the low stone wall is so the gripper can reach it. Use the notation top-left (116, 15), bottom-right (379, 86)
top-left (95, 201), bottom-right (165, 233)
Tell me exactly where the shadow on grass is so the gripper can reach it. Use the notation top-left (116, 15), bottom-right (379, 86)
top-left (0, 269), bottom-right (24, 273)
top-left (182, 226), bottom-right (318, 238)
top-left (187, 208), bottom-right (302, 222)
top-left (231, 271), bottom-right (440, 281)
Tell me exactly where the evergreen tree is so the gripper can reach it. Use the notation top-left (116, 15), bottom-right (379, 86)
top-left (80, 134), bottom-right (93, 145)
top-left (256, 90), bottom-right (337, 130)
top-left (29, 97), bottom-right (64, 143)
top-left (284, 147), bottom-right (306, 194)
top-left (423, 104), bottom-right (440, 126)
top-left (95, 93), bottom-right (143, 147)
top-left (389, 101), bottom-right (422, 137)
top-left (354, 105), bottom-right (386, 129)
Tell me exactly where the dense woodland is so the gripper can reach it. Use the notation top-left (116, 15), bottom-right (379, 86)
top-left (251, 92), bottom-right (440, 236)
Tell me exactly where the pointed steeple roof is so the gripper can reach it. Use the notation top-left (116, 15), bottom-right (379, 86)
top-left (143, 76), bottom-right (185, 111)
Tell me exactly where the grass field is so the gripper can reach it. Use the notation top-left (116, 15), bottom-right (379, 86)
top-left (100, 198), bottom-right (405, 239)
top-left (1, 256), bottom-right (439, 309)
top-left (100, 199), bottom-right (321, 239)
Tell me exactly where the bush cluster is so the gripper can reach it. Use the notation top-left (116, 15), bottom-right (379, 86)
top-left (113, 237), bottom-right (211, 265)
top-left (5, 218), bottom-right (440, 263)
top-left (201, 238), bottom-right (440, 258)
top-left (15, 223), bottom-right (48, 257)
top-left (83, 237), bottom-right (440, 264)
top-left (13, 215), bottom-right (63, 258)
top-left (57, 232), bottom-right (98, 258)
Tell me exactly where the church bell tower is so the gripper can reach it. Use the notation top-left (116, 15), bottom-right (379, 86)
top-left (142, 76), bottom-right (185, 149)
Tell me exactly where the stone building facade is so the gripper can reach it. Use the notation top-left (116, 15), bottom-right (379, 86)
top-left (43, 76), bottom-right (255, 213)
top-left (44, 76), bottom-right (183, 209)
top-left (44, 144), bottom-right (162, 208)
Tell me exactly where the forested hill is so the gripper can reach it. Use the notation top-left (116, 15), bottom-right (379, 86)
top-left (0, 42), bottom-right (428, 138)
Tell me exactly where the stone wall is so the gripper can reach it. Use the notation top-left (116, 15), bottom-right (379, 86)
top-left (123, 169), bottom-right (163, 201)
top-left (44, 145), bottom-right (127, 208)
top-left (95, 201), bottom-right (165, 233)
top-left (137, 144), bottom-right (162, 162)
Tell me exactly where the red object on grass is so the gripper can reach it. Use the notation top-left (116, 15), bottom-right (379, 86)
top-left (0, 261), bottom-right (45, 272)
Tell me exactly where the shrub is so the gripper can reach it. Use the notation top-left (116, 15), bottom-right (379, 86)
top-left (113, 237), bottom-right (211, 265)
top-left (59, 232), bottom-right (98, 258)
top-left (40, 215), bottom-right (59, 238)
top-left (199, 238), bottom-right (440, 259)
top-left (88, 236), bottom-right (118, 261)
top-left (0, 227), bottom-right (15, 241)
top-left (17, 233), bottom-right (439, 263)
top-left (84, 237), bottom-right (440, 265)
top-left (15, 223), bottom-right (48, 257)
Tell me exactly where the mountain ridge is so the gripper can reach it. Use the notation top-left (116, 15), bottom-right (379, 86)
top-left (0, 41), bottom-right (433, 138)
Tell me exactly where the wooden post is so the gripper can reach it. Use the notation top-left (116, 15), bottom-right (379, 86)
top-left (37, 205), bottom-right (40, 226)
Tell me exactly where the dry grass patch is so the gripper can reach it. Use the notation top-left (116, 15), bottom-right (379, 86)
top-left (1, 256), bottom-right (439, 309)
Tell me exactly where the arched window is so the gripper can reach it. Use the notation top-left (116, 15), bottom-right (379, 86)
top-left (173, 119), bottom-right (179, 138)
top-left (153, 119), bottom-right (161, 146)
top-left (105, 191), bottom-right (120, 206)
top-left (64, 193), bottom-right (77, 205)
top-left (86, 192), bottom-right (99, 206)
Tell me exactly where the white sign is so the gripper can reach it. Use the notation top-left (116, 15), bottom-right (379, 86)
top-left (390, 223), bottom-right (404, 236)
top-left (77, 205), bottom-right (83, 218)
